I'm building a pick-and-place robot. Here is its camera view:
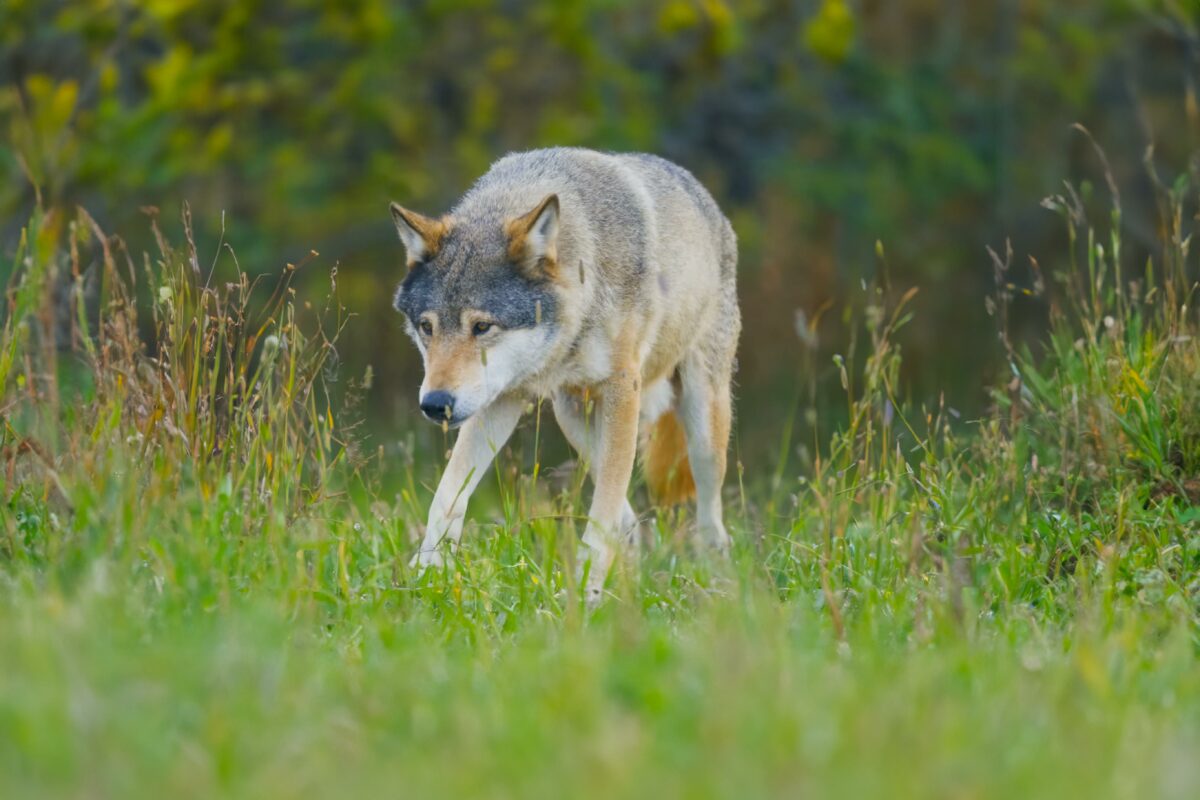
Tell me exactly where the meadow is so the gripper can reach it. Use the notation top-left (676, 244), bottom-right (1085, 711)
top-left (2, 157), bottom-right (1199, 799)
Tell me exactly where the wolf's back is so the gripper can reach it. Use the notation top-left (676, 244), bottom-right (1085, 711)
top-left (615, 151), bottom-right (738, 287)
top-left (456, 148), bottom-right (735, 292)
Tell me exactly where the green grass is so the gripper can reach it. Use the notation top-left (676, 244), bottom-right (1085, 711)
top-left (2, 164), bottom-right (1199, 798)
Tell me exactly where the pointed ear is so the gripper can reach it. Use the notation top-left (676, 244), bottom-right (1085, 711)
top-left (505, 194), bottom-right (560, 279)
top-left (390, 202), bottom-right (448, 268)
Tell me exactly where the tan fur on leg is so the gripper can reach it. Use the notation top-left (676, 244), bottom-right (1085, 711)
top-left (580, 357), bottom-right (641, 606)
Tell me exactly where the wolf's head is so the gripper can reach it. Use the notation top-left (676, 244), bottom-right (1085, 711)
top-left (390, 194), bottom-right (562, 426)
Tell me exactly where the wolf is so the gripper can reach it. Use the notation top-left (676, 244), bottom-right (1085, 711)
top-left (390, 147), bottom-right (740, 604)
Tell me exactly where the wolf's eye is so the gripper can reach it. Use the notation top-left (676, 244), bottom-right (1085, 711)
top-left (418, 319), bottom-right (433, 336)
top-left (472, 321), bottom-right (494, 336)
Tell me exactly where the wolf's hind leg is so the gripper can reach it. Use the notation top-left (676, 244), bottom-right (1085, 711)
top-left (678, 353), bottom-right (734, 553)
top-left (551, 391), bottom-right (640, 542)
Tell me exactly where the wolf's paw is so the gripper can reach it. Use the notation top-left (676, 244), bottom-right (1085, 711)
top-left (409, 548), bottom-right (446, 573)
top-left (698, 523), bottom-right (732, 557)
top-left (584, 585), bottom-right (608, 612)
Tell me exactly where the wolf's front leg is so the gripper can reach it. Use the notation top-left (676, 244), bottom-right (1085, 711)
top-left (411, 395), bottom-right (524, 570)
top-left (580, 371), bottom-right (641, 607)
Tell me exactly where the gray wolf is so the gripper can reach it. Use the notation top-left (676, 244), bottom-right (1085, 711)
top-left (390, 147), bottom-right (740, 604)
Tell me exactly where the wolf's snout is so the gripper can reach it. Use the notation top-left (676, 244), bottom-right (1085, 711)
top-left (420, 390), bottom-right (456, 422)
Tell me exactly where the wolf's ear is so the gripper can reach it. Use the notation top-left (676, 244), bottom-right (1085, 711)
top-left (506, 194), bottom-right (560, 280)
top-left (390, 202), bottom-right (447, 268)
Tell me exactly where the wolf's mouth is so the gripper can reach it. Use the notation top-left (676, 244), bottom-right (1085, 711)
top-left (426, 414), bottom-right (470, 430)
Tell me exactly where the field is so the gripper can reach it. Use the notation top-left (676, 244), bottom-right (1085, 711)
top-left (2, 167), bottom-right (1200, 798)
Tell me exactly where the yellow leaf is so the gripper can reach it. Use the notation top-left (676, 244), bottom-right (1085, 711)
top-left (659, 0), bottom-right (700, 34)
top-left (804, 0), bottom-right (855, 65)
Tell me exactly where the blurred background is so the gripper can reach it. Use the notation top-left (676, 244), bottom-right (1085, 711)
top-left (2, 0), bottom-right (1198, 463)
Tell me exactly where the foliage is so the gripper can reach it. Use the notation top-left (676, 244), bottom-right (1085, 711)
top-left (3, 1), bottom-right (1199, 453)
top-left (2, 129), bottom-right (1200, 796)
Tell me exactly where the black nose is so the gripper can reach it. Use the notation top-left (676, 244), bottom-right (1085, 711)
top-left (420, 390), bottom-right (456, 422)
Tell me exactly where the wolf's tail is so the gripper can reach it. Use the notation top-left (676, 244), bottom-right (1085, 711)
top-left (643, 410), bottom-right (695, 506)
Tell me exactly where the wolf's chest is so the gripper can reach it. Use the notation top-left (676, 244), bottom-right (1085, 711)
top-left (522, 328), bottom-right (614, 398)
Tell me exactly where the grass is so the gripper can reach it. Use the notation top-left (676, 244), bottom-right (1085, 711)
top-left (2, 153), bottom-right (1200, 798)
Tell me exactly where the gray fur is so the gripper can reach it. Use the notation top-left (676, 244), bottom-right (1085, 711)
top-left (395, 147), bottom-right (738, 375)
top-left (393, 147), bottom-right (741, 605)
top-left (394, 242), bottom-right (556, 331)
